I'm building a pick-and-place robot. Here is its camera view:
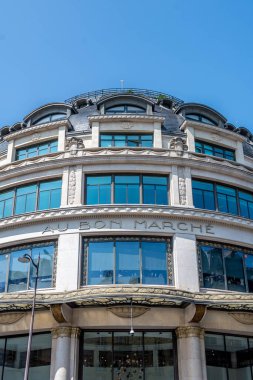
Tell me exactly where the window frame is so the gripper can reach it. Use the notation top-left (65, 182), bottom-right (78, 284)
top-left (197, 240), bottom-right (253, 293)
top-left (15, 140), bottom-right (58, 161)
top-left (99, 133), bottom-right (153, 148)
top-left (0, 178), bottom-right (62, 219)
top-left (0, 241), bottom-right (57, 293)
top-left (81, 236), bottom-right (173, 287)
top-left (192, 178), bottom-right (253, 219)
top-left (33, 112), bottom-right (66, 126)
top-left (85, 174), bottom-right (169, 206)
top-left (185, 113), bottom-right (218, 126)
top-left (105, 104), bottom-right (146, 114)
top-left (195, 140), bottom-right (235, 161)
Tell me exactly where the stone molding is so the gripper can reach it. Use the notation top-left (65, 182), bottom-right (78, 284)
top-left (230, 312), bottom-right (253, 325)
top-left (0, 312), bottom-right (25, 324)
top-left (0, 204), bottom-right (253, 231)
top-left (107, 306), bottom-right (150, 318)
top-left (176, 326), bottom-right (205, 339)
top-left (4, 120), bottom-right (69, 141)
top-left (88, 115), bottom-right (165, 123)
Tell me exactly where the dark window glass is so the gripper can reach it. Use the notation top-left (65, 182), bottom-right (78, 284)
top-left (34, 113), bottom-right (66, 125)
top-left (0, 242), bottom-right (55, 293)
top-left (193, 179), bottom-right (253, 220)
top-left (199, 241), bottom-right (253, 293)
top-left (2, 333), bottom-right (51, 379)
top-left (195, 140), bottom-right (235, 161)
top-left (85, 238), bottom-right (170, 286)
top-left (100, 134), bottom-right (153, 148)
top-left (205, 334), bottom-right (228, 379)
top-left (16, 140), bottom-right (58, 161)
top-left (186, 113), bottom-right (217, 126)
top-left (105, 105), bottom-right (146, 114)
top-left (82, 331), bottom-right (175, 380)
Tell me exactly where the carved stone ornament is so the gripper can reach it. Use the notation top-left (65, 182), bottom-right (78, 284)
top-left (68, 167), bottom-right (76, 205)
top-left (52, 326), bottom-right (74, 339)
top-left (107, 306), bottom-right (150, 318)
top-left (50, 304), bottom-right (73, 324)
top-left (185, 304), bottom-right (207, 323)
top-left (176, 326), bottom-right (205, 339)
top-left (178, 167), bottom-right (187, 205)
top-left (120, 122), bottom-right (134, 130)
top-left (0, 312), bottom-right (24, 324)
top-left (230, 312), bottom-right (253, 325)
top-left (65, 137), bottom-right (84, 155)
top-left (169, 137), bottom-right (188, 156)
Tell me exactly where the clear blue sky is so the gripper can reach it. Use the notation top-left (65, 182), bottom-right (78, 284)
top-left (0, 0), bottom-right (253, 130)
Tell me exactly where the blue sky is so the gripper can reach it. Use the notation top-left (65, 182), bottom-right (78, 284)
top-left (0, 0), bottom-right (253, 130)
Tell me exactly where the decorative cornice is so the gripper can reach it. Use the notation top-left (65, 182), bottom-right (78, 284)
top-left (176, 326), bottom-right (205, 339)
top-left (230, 312), bottom-right (253, 325)
top-left (107, 306), bottom-right (150, 318)
top-left (0, 312), bottom-right (25, 324)
top-left (0, 205), bottom-right (253, 231)
top-left (88, 115), bottom-right (165, 124)
top-left (4, 120), bottom-right (69, 141)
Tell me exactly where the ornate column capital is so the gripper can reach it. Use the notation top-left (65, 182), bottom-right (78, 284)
top-left (52, 326), bottom-right (73, 339)
top-left (71, 327), bottom-right (81, 339)
top-left (176, 326), bottom-right (205, 339)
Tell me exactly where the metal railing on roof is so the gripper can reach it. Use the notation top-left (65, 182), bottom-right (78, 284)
top-left (65, 88), bottom-right (184, 107)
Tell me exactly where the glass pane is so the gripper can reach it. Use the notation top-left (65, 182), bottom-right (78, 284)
top-left (50, 113), bottom-right (66, 121)
top-left (39, 180), bottom-right (62, 191)
top-left (0, 338), bottom-right (4, 378)
top-left (204, 191), bottom-right (216, 210)
top-left (200, 245), bottom-right (225, 289)
top-left (142, 242), bottom-right (167, 285)
top-left (38, 191), bottom-right (50, 210)
top-left (28, 333), bottom-right (51, 380)
top-left (0, 254), bottom-right (8, 292)
top-left (8, 249), bottom-right (29, 292)
top-left (115, 184), bottom-right (139, 204)
top-left (16, 184), bottom-right (37, 196)
top-left (50, 188), bottom-right (61, 208)
top-left (3, 335), bottom-right (28, 380)
top-left (88, 242), bottom-right (113, 285)
top-left (115, 241), bottom-right (140, 284)
top-left (192, 180), bottom-right (214, 191)
top-left (99, 185), bottom-right (111, 204)
top-left (239, 199), bottom-right (250, 218)
top-left (143, 184), bottom-right (155, 204)
top-left (245, 254), bottom-right (253, 292)
top-left (49, 141), bottom-right (58, 153)
top-left (86, 176), bottom-right (111, 185)
top-left (115, 176), bottom-right (139, 184)
top-left (144, 332), bottom-right (174, 380)
top-left (225, 335), bottom-right (251, 380)
top-left (4, 197), bottom-right (14, 218)
top-left (30, 245), bottom-right (54, 289)
top-left (205, 334), bottom-right (227, 380)
top-left (83, 332), bottom-right (112, 380)
top-left (34, 116), bottom-right (50, 125)
top-left (186, 114), bottom-right (200, 121)
top-left (113, 332), bottom-right (144, 380)
top-left (126, 105), bottom-right (145, 113)
top-left (224, 249), bottom-right (246, 292)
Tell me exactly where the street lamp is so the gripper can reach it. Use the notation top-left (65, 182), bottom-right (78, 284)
top-left (18, 253), bottom-right (40, 380)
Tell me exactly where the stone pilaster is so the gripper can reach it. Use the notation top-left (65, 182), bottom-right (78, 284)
top-left (176, 326), bottom-right (207, 380)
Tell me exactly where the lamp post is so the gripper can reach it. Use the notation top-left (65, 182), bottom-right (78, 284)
top-left (18, 253), bottom-right (40, 380)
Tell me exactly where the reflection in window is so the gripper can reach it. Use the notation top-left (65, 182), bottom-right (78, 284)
top-left (0, 333), bottom-right (51, 379)
top-left (82, 331), bottom-right (176, 380)
top-left (0, 242), bottom-right (55, 292)
top-left (186, 113), bottom-right (217, 126)
top-left (205, 333), bottom-right (253, 380)
top-left (86, 175), bottom-right (168, 205)
top-left (84, 238), bottom-right (171, 286)
top-left (100, 134), bottom-right (153, 148)
top-left (105, 105), bottom-right (146, 114)
top-left (34, 113), bottom-right (66, 125)
top-left (195, 140), bottom-right (235, 161)
top-left (192, 179), bottom-right (253, 219)
top-left (16, 140), bottom-right (58, 161)
top-left (0, 179), bottom-right (62, 219)
top-left (198, 241), bottom-right (253, 292)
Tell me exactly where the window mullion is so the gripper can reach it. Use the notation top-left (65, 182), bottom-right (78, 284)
top-left (222, 248), bottom-right (228, 290)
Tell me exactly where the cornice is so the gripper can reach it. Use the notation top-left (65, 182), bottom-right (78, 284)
top-left (3, 120), bottom-right (69, 141)
top-left (0, 286), bottom-right (253, 312)
top-left (0, 205), bottom-right (253, 231)
top-left (0, 148), bottom-right (253, 186)
top-left (88, 115), bottom-right (165, 124)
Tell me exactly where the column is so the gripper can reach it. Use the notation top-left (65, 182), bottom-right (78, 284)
top-left (170, 165), bottom-right (180, 206)
top-left (153, 122), bottom-right (162, 148)
top-left (173, 233), bottom-right (199, 292)
top-left (58, 125), bottom-right (67, 151)
top-left (69, 328), bottom-right (81, 380)
top-left (91, 121), bottom-right (99, 147)
top-left (51, 327), bottom-right (72, 380)
top-left (176, 326), bottom-right (207, 380)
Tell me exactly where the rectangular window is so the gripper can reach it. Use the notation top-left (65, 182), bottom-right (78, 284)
top-left (198, 241), bottom-right (253, 293)
top-left (16, 140), bottom-right (58, 160)
top-left (0, 179), bottom-right (62, 219)
top-left (0, 333), bottom-right (51, 378)
top-left (84, 238), bottom-right (172, 286)
top-left (86, 175), bottom-right (168, 205)
top-left (205, 333), bottom-right (253, 380)
top-left (193, 179), bottom-right (253, 219)
top-left (195, 140), bottom-right (235, 161)
top-left (100, 134), bottom-right (153, 148)
top-left (0, 242), bottom-right (56, 293)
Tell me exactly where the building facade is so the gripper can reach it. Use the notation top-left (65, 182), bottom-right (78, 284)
top-left (0, 88), bottom-right (253, 380)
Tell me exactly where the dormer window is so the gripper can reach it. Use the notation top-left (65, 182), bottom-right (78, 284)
top-left (105, 105), bottom-right (146, 114)
top-left (195, 140), bottom-right (235, 161)
top-left (100, 134), bottom-right (153, 148)
top-left (34, 113), bottom-right (66, 125)
top-left (186, 113), bottom-right (218, 126)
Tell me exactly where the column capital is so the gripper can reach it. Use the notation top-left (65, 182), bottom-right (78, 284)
top-left (176, 326), bottom-right (205, 339)
top-left (52, 326), bottom-right (77, 339)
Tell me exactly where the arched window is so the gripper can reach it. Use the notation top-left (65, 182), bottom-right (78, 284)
top-left (185, 113), bottom-right (217, 126)
top-left (34, 113), bottom-right (66, 125)
top-left (105, 105), bottom-right (146, 114)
